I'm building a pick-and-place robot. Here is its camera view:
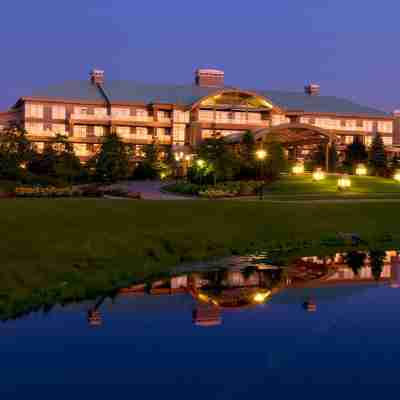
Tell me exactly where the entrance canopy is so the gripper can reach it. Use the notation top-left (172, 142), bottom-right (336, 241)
top-left (224, 122), bottom-right (333, 146)
top-left (253, 123), bottom-right (333, 146)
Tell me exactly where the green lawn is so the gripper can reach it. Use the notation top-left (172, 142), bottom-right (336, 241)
top-left (264, 174), bottom-right (400, 197)
top-left (0, 198), bottom-right (399, 318)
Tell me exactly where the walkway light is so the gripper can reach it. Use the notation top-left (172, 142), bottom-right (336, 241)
top-left (253, 291), bottom-right (271, 303)
top-left (160, 172), bottom-right (166, 180)
top-left (174, 152), bottom-right (184, 161)
top-left (312, 168), bottom-right (325, 181)
top-left (338, 174), bottom-right (351, 190)
top-left (292, 163), bottom-right (304, 175)
top-left (394, 170), bottom-right (400, 182)
top-left (197, 159), bottom-right (205, 168)
top-left (256, 149), bottom-right (267, 160)
top-left (355, 163), bottom-right (367, 176)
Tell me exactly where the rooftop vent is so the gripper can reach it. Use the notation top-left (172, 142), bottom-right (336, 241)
top-left (90, 69), bottom-right (105, 85)
top-left (195, 68), bottom-right (224, 87)
top-left (304, 83), bottom-right (320, 96)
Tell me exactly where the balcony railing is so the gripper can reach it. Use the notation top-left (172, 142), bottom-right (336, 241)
top-left (198, 116), bottom-right (268, 125)
top-left (71, 113), bottom-right (110, 121)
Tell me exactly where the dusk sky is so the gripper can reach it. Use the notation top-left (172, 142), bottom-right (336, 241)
top-left (2, 0), bottom-right (400, 112)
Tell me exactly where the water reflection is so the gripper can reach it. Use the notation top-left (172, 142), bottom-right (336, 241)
top-left (86, 250), bottom-right (400, 328)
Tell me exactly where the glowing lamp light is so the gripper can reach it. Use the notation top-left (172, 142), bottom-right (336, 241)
top-left (338, 174), bottom-right (351, 190)
top-left (256, 149), bottom-right (267, 160)
top-left (394, 170), bottom-right (400, 182)
top-left (174, 152), bottom-right (184, 161)
top-left (253, 291), bottom-right (271, 303)
top-left (292, 163), bottom-right (304, 175)
top-left (160, 172), bottom-right (166, 180)
top-left (197, 159), bottom-right (205, 168)
top-left (355, 164), bottom-right (367, 176)
top-left (312, 168), bottom-right (325, 181)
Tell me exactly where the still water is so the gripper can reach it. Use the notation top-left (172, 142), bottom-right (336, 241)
top-left (2, 250), bottom-right (400, 396)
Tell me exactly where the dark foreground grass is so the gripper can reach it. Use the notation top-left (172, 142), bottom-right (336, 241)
top-left (0, 198), bottom-right (399, 318)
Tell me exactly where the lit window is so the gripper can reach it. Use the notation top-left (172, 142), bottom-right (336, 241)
top-left (25, 122), bottom-right (44, 134)
top-left (94, 108), bottom-right (107, 116)
top-left (52, 106), bottom-right (66, 119)
top-left (112, 108), bottom-right (130, 117)
top-left (53, 124), bottom-right (66, 135)
top-left (74, 125), bottom-right (87, 138)
top-left (94, 126), bottom-right (105, 137)
top-left (26, 104), bottom-right (43, 118)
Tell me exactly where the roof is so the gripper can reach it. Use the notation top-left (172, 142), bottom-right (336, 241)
top-left (26, 80), bottom-right (389, 117)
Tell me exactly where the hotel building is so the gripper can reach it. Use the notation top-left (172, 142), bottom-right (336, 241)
top-left (0, 68), bottom-right (399, 162)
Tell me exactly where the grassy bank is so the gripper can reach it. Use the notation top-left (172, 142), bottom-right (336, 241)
top-left (0, 199), bottom-right (399, 318)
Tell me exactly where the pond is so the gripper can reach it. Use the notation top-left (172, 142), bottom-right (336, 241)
top-left (1, 250), bottom-right (400, 396)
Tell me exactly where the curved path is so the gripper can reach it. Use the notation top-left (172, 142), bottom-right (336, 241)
top-left (124, 180), bottom-right (400, 203)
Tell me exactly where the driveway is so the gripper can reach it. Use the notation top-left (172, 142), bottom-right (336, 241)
top-left (126, 180), bottom-right (193, 200)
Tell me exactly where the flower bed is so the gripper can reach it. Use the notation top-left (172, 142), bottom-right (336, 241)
top-left (15, 186), bottom-right (81, 198)
top-left (164, 181), bottom-right (265, 198)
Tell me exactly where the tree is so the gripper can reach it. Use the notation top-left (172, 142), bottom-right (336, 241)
top-left (92, 132), bottom-right (129, 182)
top-left (264, 141), bottom-right (287, 180)
top-left (0, 125), bottom-right (33, 180)
top-left (369, 132), bottom-right (387, 175)
top-left (328, 142), bottom-right (338, 172)
top-left (345, 141), bottom-right (368, 166)
top-left (27, 134), bottom-right (84, 184)
top-left (239, 131), bottom-right (257, 178)
top-left (369, 249), bottom-right (385, 281)
top-left (197, 137), bottom-right (240, 183)
top-left (346, 251), bottom-right (366, 276)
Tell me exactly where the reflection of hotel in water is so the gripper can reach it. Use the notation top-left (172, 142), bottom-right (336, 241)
top-left (88, 251), bottom-right (400, 328)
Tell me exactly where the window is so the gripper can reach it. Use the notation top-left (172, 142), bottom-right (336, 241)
top-left (309, 118), bottom-right (316, 125)
top-left (356, 120), bottom-right (363, 128)
top-left (345, 135), bottom-right (354, 144)
top-left (75, 107), bottom-right (88, 115)
top-left (136, 109), bottom-right (148, 119)
top-left (383, 137), bottom-right (393, 145)
top-left (173, 124), bottom-right (185, 142)
top-left (340, 120), bottom-right (346, 127)
top-left (52, 105), bottom-right (66, 119)
top-left (112, 108), bottom-right (130, 117)
top-left (116, 126), bottom-right (130, 138)
top-left (365, 136), bottom-right (372, 146)
top-left (247, 113), bottom-right (262, 122)
top-left (94, 126), bottom-right (105, 137)
top-left (34, 142), bottom-right (45, 152)
top-left (74, 125), bottom-right (87, 138)
top-left (199, 110), bottom-right (214, 121)
top-left (25, 122), bottom-right (43, 134)
top-left (26, 104), bottom-right (43, 118)
top-left (158, 111), bottom-right (170, 121)
top-left (136, 127), bottom-right (148, 138)
top-left (94, 108), bottom-right (107, 116)
top-left (74, 143), bottom-right (88, 156)
top-left (53, 124), bottom-right (66, 135)
top-left (173, 110), bottom-right (189, 123)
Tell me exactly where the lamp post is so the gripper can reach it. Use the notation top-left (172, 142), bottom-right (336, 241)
top-left (256, 149), bottom-right (267, 199)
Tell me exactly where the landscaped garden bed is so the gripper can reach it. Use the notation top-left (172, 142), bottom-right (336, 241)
top-left (163, 180), bottom-right (265, 198)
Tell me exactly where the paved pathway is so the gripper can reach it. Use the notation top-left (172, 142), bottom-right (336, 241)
top-left (126, 180), bottom-right (194, 200)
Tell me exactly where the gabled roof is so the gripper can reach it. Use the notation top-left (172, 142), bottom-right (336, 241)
top-left (25, 80), bottom-right (389, 117)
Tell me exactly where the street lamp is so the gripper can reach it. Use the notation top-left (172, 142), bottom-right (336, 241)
top-left (255, 149), bottom-right (267, 199)
top-left (197, 159), bottom-right (205, 168)
top-left (394, 170), bottom-right (400, 182)
top-left (256, 149), bottom-right (267, 160)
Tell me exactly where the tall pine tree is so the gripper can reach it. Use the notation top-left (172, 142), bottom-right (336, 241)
top-left (369, 132), bottom-right (387, 175)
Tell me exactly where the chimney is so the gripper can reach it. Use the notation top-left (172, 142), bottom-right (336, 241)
top-left (90, 69), bottom-right (105, 85)
top-left (195, 68), bottom-right (224, 87)
top-left (304, 83), bottom-right (320, 96)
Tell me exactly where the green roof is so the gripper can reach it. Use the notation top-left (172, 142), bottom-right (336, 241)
top-left (27, 80), bottom-right (389, 117)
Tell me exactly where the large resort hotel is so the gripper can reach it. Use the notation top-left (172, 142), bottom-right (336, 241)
top-left (0, 68), bottom-right (399, 162)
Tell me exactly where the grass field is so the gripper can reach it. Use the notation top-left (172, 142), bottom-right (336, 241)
top-left (265, 174), bottom-right (400, 195)
top-left (0, 198), bottom-right (399, 318)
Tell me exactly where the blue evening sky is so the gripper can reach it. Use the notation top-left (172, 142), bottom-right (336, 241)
top-left (1, 0), bottom-right (400, 112)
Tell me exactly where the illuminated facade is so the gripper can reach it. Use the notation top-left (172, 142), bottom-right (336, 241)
top-left (1, 68), bottom-right (399, 161)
